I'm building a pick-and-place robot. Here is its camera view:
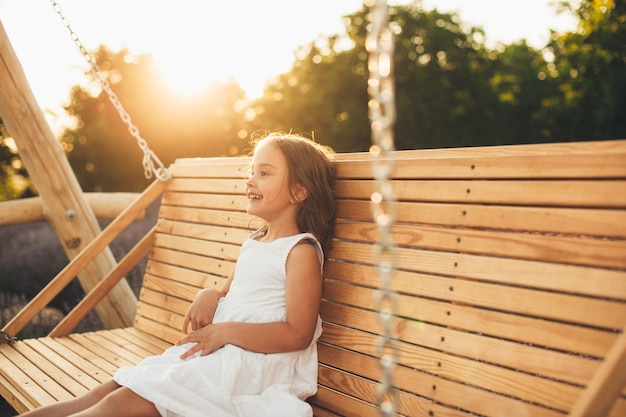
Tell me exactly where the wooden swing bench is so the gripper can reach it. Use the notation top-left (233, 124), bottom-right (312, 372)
top-left (1, 138), bottom-right (626, 417)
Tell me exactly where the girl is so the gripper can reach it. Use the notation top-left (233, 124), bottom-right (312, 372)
top-left (22, 133), bottom-right (336, 417)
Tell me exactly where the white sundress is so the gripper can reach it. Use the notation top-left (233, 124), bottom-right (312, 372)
top-left (114, 232), bottom-right (324, 417)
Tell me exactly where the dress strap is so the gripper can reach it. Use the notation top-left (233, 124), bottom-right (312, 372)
top-left (292, 233), bottom-right (324, 272)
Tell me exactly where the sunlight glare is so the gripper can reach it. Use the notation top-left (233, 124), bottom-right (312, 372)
top-left (157, 55), bottom-right (220, 97)
top-left (146, 5), bottom-right (240, 98)
top-left (137, 2), bottom-right (305, 100)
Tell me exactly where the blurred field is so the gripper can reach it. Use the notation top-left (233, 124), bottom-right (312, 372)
top-left (0, 199), bottom-right (159, 333)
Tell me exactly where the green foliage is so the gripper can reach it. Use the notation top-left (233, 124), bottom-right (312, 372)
top-left (389, 6), bottom-right (504, 149)
top-left (0, 122), bottom-right (29, 200)
top-left (534, 0), bottom-right (626, 141)
top-left (248, 5), bottom-right (508, 151)
top-left (60, 46), bottom-right (249, 192)
top-left (248, 2), bottom-right (625, 151)
top-left (246, 34), bottom-right (370, 153)
top-left (0, 1), bottom-right (624, 195)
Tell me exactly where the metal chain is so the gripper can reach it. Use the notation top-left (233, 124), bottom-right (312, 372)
top-left (49, 0), bottom-right (172, 182)
top-left (47, 1), bottom-right (395, 411)
top-left (0, 330), bottom-right (18, 345)
top-left (366, 0), bottom-right (398, 416)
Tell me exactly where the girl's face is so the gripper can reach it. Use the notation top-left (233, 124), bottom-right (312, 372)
top-left (245, 142), bottom-right (295, 221)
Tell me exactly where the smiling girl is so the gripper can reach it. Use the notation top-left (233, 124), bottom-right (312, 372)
top-left (21, 133), bottom-right (336, 417)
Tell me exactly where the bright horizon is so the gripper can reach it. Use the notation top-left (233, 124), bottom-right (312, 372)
top-left (0, 0), bottom-right (578, 132)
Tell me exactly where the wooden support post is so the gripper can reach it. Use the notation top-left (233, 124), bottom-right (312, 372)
top-left (0, 192), bottom-right (144, 226)
top-left (568, 324), bottom-right (626, 417)
top-left (0, 20), bottom-right (137, 329)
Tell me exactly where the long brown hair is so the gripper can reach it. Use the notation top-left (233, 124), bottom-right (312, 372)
top-left (251, 133), bottom-right (336, 256)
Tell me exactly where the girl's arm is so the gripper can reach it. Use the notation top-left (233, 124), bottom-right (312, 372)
top-left (181, 272), bottom-right (235, 333)
top-left (176, 241), bottom-right (322, 358)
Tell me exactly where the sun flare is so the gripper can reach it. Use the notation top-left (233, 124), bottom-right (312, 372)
top-left (156, 55), bottom-right (223, 97)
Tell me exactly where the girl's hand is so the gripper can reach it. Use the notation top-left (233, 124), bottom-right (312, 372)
top-left (182, 288), bottom-right (222, 333)
top-left (175, 323), bottom-right (227, 359)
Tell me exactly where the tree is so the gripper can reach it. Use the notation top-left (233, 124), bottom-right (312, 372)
top-left (2, 1), bottom-right (624, 200)
top-left (387, 5), bottom-right (504, 149)
top-left (534, 0), bottom-right (626, 141)
top-left (249, 4), bottom-right (512, 151)
top-left (0, 120), bottom-right (30, 200)
top-left (60, 46), bottom-right (249, 192)
top-left (246, 31), bottom-right (370, 153)
top-left (490, 41), bottom-right (559, 145)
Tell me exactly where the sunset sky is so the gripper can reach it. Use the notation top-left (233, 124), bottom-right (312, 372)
top-left (0, 0), bottom-right (578, 132)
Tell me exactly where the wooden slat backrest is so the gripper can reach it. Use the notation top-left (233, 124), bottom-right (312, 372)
top-left (104, 139), bottom-right (626, 416)
top-left (132, 157), bottom-right (262, 344)
top-left (310, 139), bottom-right (626, 417)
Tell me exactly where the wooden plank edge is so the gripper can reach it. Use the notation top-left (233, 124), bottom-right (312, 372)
top-left (0, 371), bottom-right (33, 414)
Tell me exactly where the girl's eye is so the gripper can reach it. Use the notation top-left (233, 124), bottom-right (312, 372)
top-left (246, 167), bottom-right (271, 178)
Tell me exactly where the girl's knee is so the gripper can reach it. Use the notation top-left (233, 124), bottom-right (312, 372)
top-left (99, 387), bottom-right (159, 416)
top-left (91, 380), bottom-right (121, 398)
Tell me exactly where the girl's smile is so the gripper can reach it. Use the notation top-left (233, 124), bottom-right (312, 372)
top-left (245, 143), bottom-right (296, 227)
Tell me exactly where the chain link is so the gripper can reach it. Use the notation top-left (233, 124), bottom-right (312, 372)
top-left (0, 330), bottom-right (18, 345)
top-left (49, 0), bottom-right (171, 182)
top-left (47, 1), bottom-right (395, 411)
top-left (366, 0), bottom-right (398, 416)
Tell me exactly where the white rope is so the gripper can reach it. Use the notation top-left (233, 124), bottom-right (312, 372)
top-left (49, 0), bottom-right (172, 182)
top-left (366, 0), bottom-right (398, 415)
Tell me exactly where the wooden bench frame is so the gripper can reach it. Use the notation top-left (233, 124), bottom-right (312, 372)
top-left (1, 139), bottom-right (626, 416)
